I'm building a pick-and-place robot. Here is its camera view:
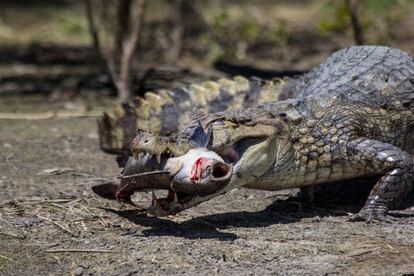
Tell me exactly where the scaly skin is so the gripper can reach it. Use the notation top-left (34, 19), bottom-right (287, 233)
top-left (130, 46), bottom-right (414, 221)
top-left (98, 76), bottom-right (293, 155)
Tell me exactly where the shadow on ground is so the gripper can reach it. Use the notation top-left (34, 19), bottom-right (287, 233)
top-left (102, 178), bottom-right (414, 241)
top-left (104, 196), bottom-right (358, 241)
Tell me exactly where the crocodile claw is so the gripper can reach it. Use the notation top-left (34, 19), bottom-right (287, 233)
top-left (347, 209), bottom-right (392, 223)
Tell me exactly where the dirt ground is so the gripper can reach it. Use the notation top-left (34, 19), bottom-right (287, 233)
top-left (1, 98), bottom-right (414, 276)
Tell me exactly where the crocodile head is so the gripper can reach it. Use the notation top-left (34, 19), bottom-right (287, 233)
top-left (132, 109), bottom-right (291, 216)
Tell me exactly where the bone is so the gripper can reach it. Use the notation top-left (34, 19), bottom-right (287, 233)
top-left (111, 155), bottom-right (172, 199)
top-left (92, 154), bottom-right (171, 202)
top-left (118, 170), bottom-right (171, 194)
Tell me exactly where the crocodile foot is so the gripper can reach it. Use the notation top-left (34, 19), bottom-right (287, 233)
top-left (347, 208), bottom-right (392, 223)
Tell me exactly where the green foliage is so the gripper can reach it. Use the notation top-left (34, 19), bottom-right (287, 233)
top-left (240, 21), bottom-right (259, 42)
top-left (319, 1), bottom-right (349, 34)
top-left (212, 9), bottom-right (231, 29)
top-left (272, 19), bottom-right (288, 47)
top-left (199, 33), bottom-right (225, 61)
top-left (319, 0), bottom-right (410, 43)
top-left (362, 0), bottom-right (404, 14)
top-left (0, 257), bottom-right (9, 271)
top-left (201, 8), bottom-right (275, 61)
top-left (57, 11), bottom-right (90, 41)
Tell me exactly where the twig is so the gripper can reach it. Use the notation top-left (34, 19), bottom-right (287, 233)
top-left (50, 203), bottom-right (66, 209)
top-left (78, 206), bottom-right (108, 227)
top-left (25, 198), bottom-right (76, 204)
top-left (0, 111), bottom-right (101, 120)
top-left (346, 247), bottom-right (379, 257)
top-left (120, 170), bottom-right (169, 179)
top-left (0, 254), bottom-right (13, 262)
top-left (1, 198), bottom-right (76, 206)
top-left (0, 231), bottom-right (26, 240)
top-left (36, 215), bottom-right (77, 237)
top-left (44, 248), bottom-right (116, 253)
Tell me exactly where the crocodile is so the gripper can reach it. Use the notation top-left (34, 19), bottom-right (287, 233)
top-left (97, 46), bottom-right (414, 222)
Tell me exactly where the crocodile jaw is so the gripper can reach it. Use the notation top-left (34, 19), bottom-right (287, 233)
top-left (132, 111), bottom-right (289, 216)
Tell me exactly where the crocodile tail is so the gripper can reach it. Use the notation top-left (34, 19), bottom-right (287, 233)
top-left (98, 76), bottom-right (293, 154)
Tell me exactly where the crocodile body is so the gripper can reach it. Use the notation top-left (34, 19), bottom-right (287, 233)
top-left (99, 46), bottom-right (414, 221)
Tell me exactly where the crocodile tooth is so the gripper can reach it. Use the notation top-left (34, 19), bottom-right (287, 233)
top-left (173, 192), bottom-right (178, 203)
top-left (151, 190), bottom-right (157, 206)
top-left (155, 154), bottom-right (161, 164)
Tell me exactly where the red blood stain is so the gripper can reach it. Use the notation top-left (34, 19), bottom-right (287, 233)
top-left (190, 157), bottom-right (207, 184)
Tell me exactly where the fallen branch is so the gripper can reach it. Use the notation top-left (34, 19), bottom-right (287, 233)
top-left (346, 247), bottom-right (379, 257)
top-left (44, 248), bottom-right (116, 253)
top-left (0, 231), bottom-right (26, 240)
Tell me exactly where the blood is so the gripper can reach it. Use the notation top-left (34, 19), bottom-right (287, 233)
top-left (190, 157), bottom-right (206, 184)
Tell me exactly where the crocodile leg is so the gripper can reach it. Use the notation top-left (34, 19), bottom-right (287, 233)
top-left (346, 138), bottom-right (413, 222)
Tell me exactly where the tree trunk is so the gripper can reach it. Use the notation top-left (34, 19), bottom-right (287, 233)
top-left (116, 0), bottom-right (147, 103)
top-left (84, 0), bottom-right (100, 53)
top-left (346, 0), bottom-right (364, 45)
top-left (166, 0), bottom-right (184, 64)
top-left (116, 79), bottom-right (131, 104)
top-left (115, 0), bottom-right (132, 60)
top-left (83, 0), bottom-right (147, 103)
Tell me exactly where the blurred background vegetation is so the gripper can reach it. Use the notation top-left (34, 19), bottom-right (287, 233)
top-left (0, 0), bottom-right (413, 108)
